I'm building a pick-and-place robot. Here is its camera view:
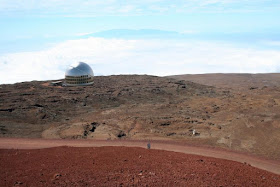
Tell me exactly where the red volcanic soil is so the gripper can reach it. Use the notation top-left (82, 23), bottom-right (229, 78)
top-left (1, 146), bottom-right (279, 187)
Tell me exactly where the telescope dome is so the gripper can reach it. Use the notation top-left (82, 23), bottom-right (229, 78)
top-left (65, 62), bottom-right (94, 86)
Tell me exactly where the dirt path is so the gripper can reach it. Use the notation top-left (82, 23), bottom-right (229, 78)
top-left (1, 138), bottom-right (279, 175)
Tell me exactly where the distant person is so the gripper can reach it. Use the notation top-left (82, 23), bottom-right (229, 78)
top-left (147, 142), bottom-right (151, 149)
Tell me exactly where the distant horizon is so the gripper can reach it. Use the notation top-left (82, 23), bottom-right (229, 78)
top-left (2, 72), bottom-right (280, 85)
top-left (1, 1), bottom-right (280, 84)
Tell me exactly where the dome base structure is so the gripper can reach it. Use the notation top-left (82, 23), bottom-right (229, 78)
top-left (65, 75), bottom-right (94, 86)
top-left (65, 62), bottom-right (94, 86)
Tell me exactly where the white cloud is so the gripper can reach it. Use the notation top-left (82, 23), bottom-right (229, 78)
top-left (262, 40), bottom-right (280, 47)
top-left (1, 37), bottom-right (280, 84)
top-left (0, 0), bottom-right (279, 16)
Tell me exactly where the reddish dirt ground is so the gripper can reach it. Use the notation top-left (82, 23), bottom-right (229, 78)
top-left (1, 138), bottom-right (280, 175)
top-left (1, 146), bottom-right (280, 187)
top-left (0, 138), bottom-right (280, 186)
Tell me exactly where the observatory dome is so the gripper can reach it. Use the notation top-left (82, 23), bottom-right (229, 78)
top-left (65, 62), bottom-right (94, 86)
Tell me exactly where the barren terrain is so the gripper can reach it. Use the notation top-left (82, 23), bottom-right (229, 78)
top-left (1, 145), bottom-right (279, 186)
top-left (1, 74), bottom-right (280, 160)
top-left (1, 138), bottom-right (280, 175)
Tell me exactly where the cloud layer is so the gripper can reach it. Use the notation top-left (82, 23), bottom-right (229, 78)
top-left (1, 0), bottom-right (279, 17)
top-left (1, 37), bottom-right (280, 84)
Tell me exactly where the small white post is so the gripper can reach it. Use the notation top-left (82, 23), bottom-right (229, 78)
top-left (193, 129), bottom-right (196, 135)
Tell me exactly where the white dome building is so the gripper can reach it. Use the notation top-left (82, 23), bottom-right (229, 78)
top-left (65, 62), bottom-right (94, 86)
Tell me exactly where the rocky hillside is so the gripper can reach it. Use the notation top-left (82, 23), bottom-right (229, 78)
top-left (1, 74), bottom-right (280, 160)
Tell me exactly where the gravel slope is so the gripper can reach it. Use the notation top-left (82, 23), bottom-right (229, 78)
top-left (1, 146), bottom-right (279, 187)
